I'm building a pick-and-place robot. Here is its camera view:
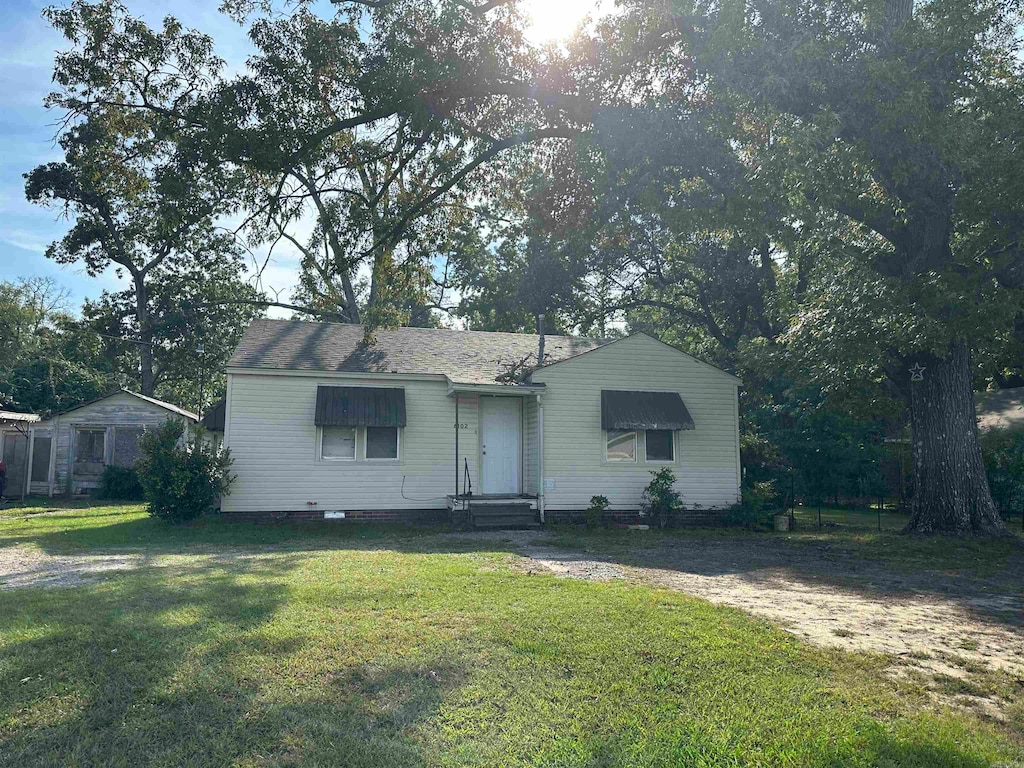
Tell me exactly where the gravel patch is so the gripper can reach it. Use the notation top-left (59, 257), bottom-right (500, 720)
top-left (0, 546), bottom-right (142, 589)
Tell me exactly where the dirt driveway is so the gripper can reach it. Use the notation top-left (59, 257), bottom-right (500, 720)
top-left (515, 531), bottom-right (1024, 720)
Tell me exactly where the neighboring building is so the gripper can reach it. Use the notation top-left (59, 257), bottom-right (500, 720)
top-left (0, 410), bottom-right (41, 500)
top-left (220, 319), bottom-right (742, 525)
top-left (976, 387), bottom-right (1024, 433)
top-left (200, 398), bottom-right (226, 450)
top-left (0, 390), bottom-right (197, 498)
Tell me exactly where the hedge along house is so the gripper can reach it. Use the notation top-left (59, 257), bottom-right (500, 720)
top-left (1, 390), bottom-right (198, 498)
top-left (221, 319), bottom-right (741, 526)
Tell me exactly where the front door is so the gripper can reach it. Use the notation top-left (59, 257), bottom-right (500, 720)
top-left (480, 397), bottom-right (521, 494)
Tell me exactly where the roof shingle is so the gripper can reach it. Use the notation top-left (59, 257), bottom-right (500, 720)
top-left (228, 319), bottom-right (608, 385)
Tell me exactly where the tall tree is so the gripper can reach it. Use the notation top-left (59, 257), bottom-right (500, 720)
top-left (25, 1), bottom-right (251, 396)
top-left (606, 0), bottom-right (1024, 534)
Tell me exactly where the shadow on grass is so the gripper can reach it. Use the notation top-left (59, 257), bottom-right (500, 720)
top-left (4, 502), bottom-right (1024, 630)
top-left (0, 519), bottom-right (1018, 767)
top-left (0, 552), bottom-right (461, 767)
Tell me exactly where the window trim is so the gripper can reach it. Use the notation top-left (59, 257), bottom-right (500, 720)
top-left (604, 429), bottom-right (638, 463)
top-left (364, 426), bottom-right (401, 462)
top-left (318, 425), bottom-right (358, 462)
top-left (644, 429), bottom-right (675, 464)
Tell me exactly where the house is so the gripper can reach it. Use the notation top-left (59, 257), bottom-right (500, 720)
top-left (220, 319), bottom-right (741, 525)
top-left (0, 390), bottom-right (198, 498)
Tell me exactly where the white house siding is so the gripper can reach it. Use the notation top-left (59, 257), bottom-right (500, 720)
top-left (531, 334), bottom-right (741, 511)
top-left (46, 392), bottom-right (193, 496)
top-left (222, 372), bottom-right (481, 513)
top-left (524, 395), bottom-right (539, 496)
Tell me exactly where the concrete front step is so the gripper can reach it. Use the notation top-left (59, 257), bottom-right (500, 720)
top-left (469, 503), bottom-right (539, 529)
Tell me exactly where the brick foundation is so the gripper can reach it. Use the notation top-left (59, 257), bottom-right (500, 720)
top-left (544, 507), bottom-right (728, 527)
top-left (217, 507), bottom-right (726, 527)
top-left (218, 508), bottom-right (447, 524)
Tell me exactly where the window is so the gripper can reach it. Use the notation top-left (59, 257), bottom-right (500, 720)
top-left (75, 429), bottom-right (106, 463)
top-left (645, 430), bottom-right (674, 462)
top-left (366, 426), bottom-right (399, 460)
top-left (606, 430), bottom-right (637, 462)
top-left (113, 427), bottom-right (146, 467)
top-left (320, 427), bottom-right (356, 460)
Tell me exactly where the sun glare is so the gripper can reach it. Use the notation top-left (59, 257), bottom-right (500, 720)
top-left (521, 0), bottom-right (607, 43)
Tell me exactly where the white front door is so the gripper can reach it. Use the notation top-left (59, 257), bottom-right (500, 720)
top-left (480, 397), bottom-right (521, 494)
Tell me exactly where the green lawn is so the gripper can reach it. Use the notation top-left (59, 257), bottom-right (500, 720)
top-left (1, 502), bottom-right (1022, 767)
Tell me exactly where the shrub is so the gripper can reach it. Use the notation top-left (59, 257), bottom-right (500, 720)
top-left (135, 420), bottom-right (233, 524)
top-left (585, 495), bottom-right (610, 529)
top-left (980, 429), bottom-right (1024, 518)
top-left (724, 481), bottom-right (778, 529)
top-left (95, 465), bottom-right (144, 501)
top-left (640, 467), bottom-right (682, 528)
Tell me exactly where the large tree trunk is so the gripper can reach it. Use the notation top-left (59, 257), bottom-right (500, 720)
top-left (903, 342), bottom-right (1008, 535)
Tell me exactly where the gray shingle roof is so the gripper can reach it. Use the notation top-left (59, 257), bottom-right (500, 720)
top-left (228, 319), bottom-right (609, 385)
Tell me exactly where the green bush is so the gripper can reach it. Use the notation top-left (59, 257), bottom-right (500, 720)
top-left (640, 467), bottom-right (682, 528)
top-left (980, 429), bottom-right (1024, 518)
top-left (135, 420), bottom-right (234, 524)
top-left (585, 495), bottom-right (610, 529)
top-left (725, 481), bottom-right (778, 529)
top-left (95, 465), bottom-right (144, 501)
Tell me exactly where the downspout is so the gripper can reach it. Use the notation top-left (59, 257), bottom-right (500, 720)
top-left (536, 392), bottom-right (545, 524)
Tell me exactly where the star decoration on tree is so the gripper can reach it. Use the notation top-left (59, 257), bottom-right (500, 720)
top-left (909, 363), bottom-right (926, 381)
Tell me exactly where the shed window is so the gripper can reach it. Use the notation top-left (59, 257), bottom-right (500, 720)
top-left (113, 427), bottom-right (146, 467)
top-left (75, 429), bottom-right (106, 463)
top-left (320, 427), bottom-right (356, 460)
top-left (606, 430), bottom-right (637, 462)
top-left (366, 426), bottom-right (399, 460)
top-left (645, 430), bottom-right (674, 462)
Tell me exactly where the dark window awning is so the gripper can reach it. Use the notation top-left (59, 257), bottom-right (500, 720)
top-left (601, 390), bottom-right (695, 431)
top-left (315, 386), bottom-right (407, 427)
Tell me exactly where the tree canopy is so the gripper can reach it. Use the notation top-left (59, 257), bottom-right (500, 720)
top-left (23, 0), bottom-right (1024, 533)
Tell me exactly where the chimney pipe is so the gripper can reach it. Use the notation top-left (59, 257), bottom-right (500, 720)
top-left (537, 313), bottom-right (546, 367)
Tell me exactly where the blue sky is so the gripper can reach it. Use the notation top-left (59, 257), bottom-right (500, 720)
top-left (0, 0), bottom-right (303, 313)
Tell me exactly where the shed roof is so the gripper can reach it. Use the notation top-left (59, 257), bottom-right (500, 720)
top-left (201, 399), bottom-right (226, 432)
top-left (0, 410), bottom-right (40, 423)
top-left (228, 319), bottom-right (608, 385)
top-left (43, 389), bottom-right (198, 422)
